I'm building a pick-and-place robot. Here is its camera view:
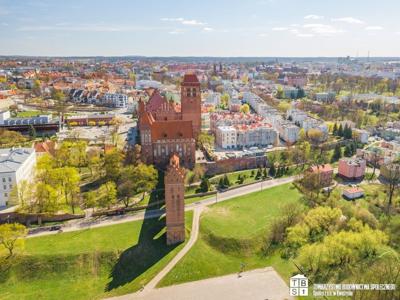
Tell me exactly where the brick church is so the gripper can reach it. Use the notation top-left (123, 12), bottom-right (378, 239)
top-left (138, 73), bottom-right (201, 169)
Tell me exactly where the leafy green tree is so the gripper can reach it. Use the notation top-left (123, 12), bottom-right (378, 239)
top-left (8, 180), bottom-right (32, 208)
top-left (83, 191), bottom-right (97, 209)
top-left (344, 145), bottom-right (352, 157)
top-left (297, 225), bottom-right (389, 280)
top-left (269, 164), bottom-right (276, 177)
top-left (32, 182), bottom-right (60, 213)
top-left (331, 144), bottom-right (342, 162)
top-left (337, 124), bottom-right (343, 137)
top-left (223, 174), bottom-right (230, 187)
top-left (240, 104), bottom-right (250, 114)
top-left (32, 79), bottom-right (41, 96)
top-left (104, 150), bottom-right (124, 181)
top-left (332, 123), bottom-right (338, 136)
top-left (117, 180), bottom-right (135, 208)
top-left (98, 181), bottom-right (117, 209)
top-left (118, 164), bottom-right (158, 207)
top-left (218, 177), bottom-right (224, 189)
top-left (199, 177), bottom-right (211, 192)
top-left (256, 168), bottom-right (262, 179)
top-left (58, 167), bottom-right (80, 214)
top-left (188, 164), bottom-right (205, 185)
top-left (197, 132), bottom-right (215, 149)
top-left (0, 223), bottom-right (27, 258)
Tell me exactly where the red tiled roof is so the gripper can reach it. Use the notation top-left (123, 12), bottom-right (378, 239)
top-left (145, 90), bottom-right (167, 112)
top-left (151, 120), bottom-right (193, 141)
top-left (310, 164), bottom-right (333, 173)
top-left (182, 73), bottom-right (200, 86)
top-left (344, 187), bottom-right (364, 194)
top-left (34, 140), bottom-right (56, 156)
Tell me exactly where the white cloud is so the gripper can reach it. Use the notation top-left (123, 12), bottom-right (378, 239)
top-left (1, 22), bottom-right (8, 26)
top-left (203, 27), bottom-right (214, 32)
top-left (304, 15), bottom-right (324, 20)
top-left (258, 33), bottom-right (268, 37)
top-left (271, 27), bottom-right (288, 31)
top-left (331, 17), bottom-right (365, 24)
top-left (297, 33), bottom-right (314, 38)
top-left (303, 23), bottom-right (344, 36)
top-left (18, 24), bottom-right (163, 32)
top-left (161, 18), bottom-right (184, 22)
top-left (169, 30), bottom-right (183, 35)
top-left (365, 26), bottom-right (384, 31)
top-left (161, 18), bottom-right (206, 26)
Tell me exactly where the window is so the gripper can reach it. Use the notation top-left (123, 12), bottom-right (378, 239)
top-left (3, 185), bottom-right (6, 190)
top-left (2, 178), bottom-right (5, 183)
top-left (8, 177), bottom-right (11, 182)
top-left (4, 193), bottom-right (8, 197)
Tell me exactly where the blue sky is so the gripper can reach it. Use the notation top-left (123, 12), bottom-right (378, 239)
top-left (0, 0), bottom-right (399, 56)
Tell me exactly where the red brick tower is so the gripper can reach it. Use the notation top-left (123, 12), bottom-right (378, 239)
top-left (181, 73), bottom-right (201, 139)
top-left (138, 99), bottom-right (154, 164)
top-left (165, 154), bottom-right (186, 245)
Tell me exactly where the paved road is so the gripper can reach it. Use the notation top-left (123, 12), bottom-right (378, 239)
top-left (28, 176), bottom-right (297, 238)
top-left (103, 177), bottom-right (297, 299)
top-left (108, 267), bottom-right (293, 300)
top-left (144, 207), bottom-right (203, 291)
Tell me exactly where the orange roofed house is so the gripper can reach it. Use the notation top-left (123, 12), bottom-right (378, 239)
top-left (138, 74), bottom-right (201, 169)
top-left (309, 164), bottom-right (334, 187)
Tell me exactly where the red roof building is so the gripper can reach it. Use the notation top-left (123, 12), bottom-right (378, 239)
top-left (309, 164), bottom-right (334, 187)
top-left (138, 73), bottom-right (201, 169)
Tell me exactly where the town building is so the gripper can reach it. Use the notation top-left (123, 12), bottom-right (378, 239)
top-left (338, 158), bottom-right (366, 181)
top-left (275, 120), bottom-right (299, 144)
top-left (342, 187), bottom-right (364, 200)
top-left (216, 126), bottom-right (236, 149)
top-left (164, 154), bottom-right (185, 245)
top-left (0, 148), bottom-right (36, 207)
top-left (314, 91), bottom-right (336, 102)
top-left (210, 112), bottom-right (264, 133)
top-left (138, 74), bottom-right (201, 169)
top-left (215, 123), bottom-right (277, 149)
top-left (0, 110), bottom-right (52, 126)
top-left (103, 93), bottom-right (128, 108)
top-left (34, 140), bottom-right (56, 156)
top-left (309, 164), bottom-right (333, 187)
top-left (353, 129), bottom-right (370, 144)
top-left (66, 114), bottom-right (115, 126)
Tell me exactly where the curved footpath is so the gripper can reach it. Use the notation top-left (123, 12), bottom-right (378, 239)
top-left (28, 176), bottom-right (296, 238)
top-left (143, 206), bottom-right (203, 292)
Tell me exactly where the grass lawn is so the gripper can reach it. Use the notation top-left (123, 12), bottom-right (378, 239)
top-left (159, 183), bottom-right (303, 287)
top-left (209, 168), bottom-right (259, 186)
top-left (0, 211), bottom-right (193, 300)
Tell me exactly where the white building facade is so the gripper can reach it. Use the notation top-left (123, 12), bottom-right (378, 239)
top-left (0, 148), bottom-right (36, 207)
